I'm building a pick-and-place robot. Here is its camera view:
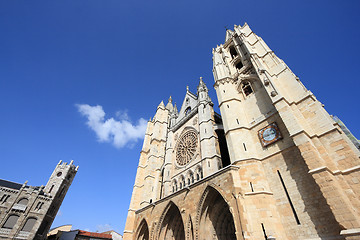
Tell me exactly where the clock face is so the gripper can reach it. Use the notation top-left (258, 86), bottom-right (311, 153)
top-left (263, 127), bottom-right (277, 141)
top-left (258, 123), bottom-right (282, 147)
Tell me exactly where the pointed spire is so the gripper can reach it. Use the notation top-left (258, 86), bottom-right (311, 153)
top-left (166, 96), bottom-right (174, 111)
top-left (197, 76), bottom-right (208, 95)
top-left (158, 100), bottom-right (165, 109)
top-left (186, 86), bottom-right (189, 92)
top-left (173, 103), bottom-right (179, 116)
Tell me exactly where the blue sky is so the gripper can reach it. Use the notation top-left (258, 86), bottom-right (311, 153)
top-left (0, 0), bottom-right (359, 234)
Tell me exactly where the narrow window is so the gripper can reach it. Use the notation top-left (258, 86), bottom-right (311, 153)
top-left (188, 179), bottom-right (190, 185)
top-left (227, 105), bottom-right (229, 108)
top-left (49, 185), bottom-right (54, 194)
top-left (196, 174), bottom-right (199, 181)
top-left (149, 199), bottom-right (152, 204)
top-left (242, 81), bottom-right (253, 96)
top-left (180, 183), bottom-right (182, 189)
top-left (277, 170), bottom-right (301, 224)
top-left (3, 215), bottom-right (19, 229)
top-left (204, 129), bottom-right (207, 133)
top-left (172, 186), bottom-right (175, 192)
top-left (236, 119), bottom-right (239, 124)
top-left (250, 182), bottom-right (254, 192)
top-left (229, 46), bottom-right (238, 58)
top-left (223, 90), bottom-right (226, 93)
top-left (243, 143), bottom-right (247, 151)
top-left (208, 162), bottom-right (210, 167)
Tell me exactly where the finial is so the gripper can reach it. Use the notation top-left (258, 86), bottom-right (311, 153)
top-left (199, 77), bottom-right (203, 83)
top-left (168, 96), bottom-right (172, 103)
top-left (70, 160), bottom-right (74, 165)
top-left (186, 86), bottom-right (189, 91)
top-left (24, 180), bottom-right (28, 185)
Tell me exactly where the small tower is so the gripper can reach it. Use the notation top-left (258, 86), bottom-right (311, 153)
top-left (35, 160), bottom-right (78, 239)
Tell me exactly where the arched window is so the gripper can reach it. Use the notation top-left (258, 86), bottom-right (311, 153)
top-left (196, 166), bottom-right (203, 180)
top-left (172, 180), bottom-right (178, 193)
top-left (3, 214), bottom-right (19, 229)
top-left (22, 217), bottom-right (37, 232)
top-left (242, 81), bottom-right (253, 96)
top-left (18, 198), bottom-right (28, 206)
top-left (180, 176), bottom-right (185, 188)
top-left (229, 46), bottom-right (238, 58)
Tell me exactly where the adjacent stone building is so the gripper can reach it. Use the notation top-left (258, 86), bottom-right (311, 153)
top-left (0, 160), bottom-right (78, 240)
top-left (123, 23), bottom-right (360, 240)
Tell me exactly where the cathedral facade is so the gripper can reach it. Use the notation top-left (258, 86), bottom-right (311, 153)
top-left (123, 23), bottom-right (360, 240)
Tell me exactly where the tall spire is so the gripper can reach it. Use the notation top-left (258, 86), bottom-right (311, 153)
top-left (197, 76), bottom-right (208, 95)
top-left (166, 96), bottom-right (174, 111)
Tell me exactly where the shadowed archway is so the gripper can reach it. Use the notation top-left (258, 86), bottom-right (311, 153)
top-left (158, 202), bottom-right (185, 240)
top-left (197, 187), bottom-right (236, 240)
top-left (135, 219), bottom-right (149, 240)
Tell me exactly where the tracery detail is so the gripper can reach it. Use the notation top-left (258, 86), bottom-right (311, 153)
top-left (176, 130), bottom-right (198, 166)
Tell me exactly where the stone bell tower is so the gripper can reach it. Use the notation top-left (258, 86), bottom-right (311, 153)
top-left (212, 23), bottom-right (360, 239)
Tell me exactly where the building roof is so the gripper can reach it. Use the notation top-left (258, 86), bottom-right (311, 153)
top-left (78, 230), bottom-right (112, 239)
top-left (0, 179), bottom-right (23, 190)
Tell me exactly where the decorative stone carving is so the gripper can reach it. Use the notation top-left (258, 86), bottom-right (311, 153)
top-left (175, 130), bottom-right (198, 166)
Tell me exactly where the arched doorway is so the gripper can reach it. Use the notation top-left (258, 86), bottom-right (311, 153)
top-left (198, 187), bottom-right (236, 240)
top-left (136, 219), bottom-right (149, 240)
top-left (158, 202), bottom-right (185, 240)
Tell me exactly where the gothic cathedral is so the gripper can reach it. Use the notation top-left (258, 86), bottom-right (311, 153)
top-left (123, 23), bottom-right (360, 240)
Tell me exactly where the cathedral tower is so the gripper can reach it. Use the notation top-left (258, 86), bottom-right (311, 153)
top-left (123, 23), bottom-right (360, 240)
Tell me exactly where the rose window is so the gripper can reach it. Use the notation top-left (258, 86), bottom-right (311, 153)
top-left (176, 130), bottom-right (198, 166)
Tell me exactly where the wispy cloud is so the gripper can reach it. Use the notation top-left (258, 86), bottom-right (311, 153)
top-left (96, 224), bottom-right (112, 232)
top-left (76, 104), bottom-right (147, 148)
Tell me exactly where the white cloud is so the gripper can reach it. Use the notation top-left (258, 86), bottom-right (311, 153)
top-left (96, 224), bottom-right (112, 233)
top-left (76, 104), bottom-right (147, 148)
top-left (56, 210), bottom-right (63, 217)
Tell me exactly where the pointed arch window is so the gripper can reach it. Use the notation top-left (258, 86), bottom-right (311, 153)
top-left (185, 107), bottom-right (191, 116)
top-left (229, 45), bottom-right (238, 59)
